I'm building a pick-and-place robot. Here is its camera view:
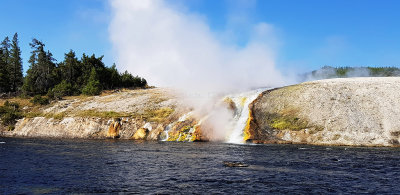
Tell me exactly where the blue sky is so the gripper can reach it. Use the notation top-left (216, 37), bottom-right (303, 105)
top-left (1, 0), bottom-right (400, 74)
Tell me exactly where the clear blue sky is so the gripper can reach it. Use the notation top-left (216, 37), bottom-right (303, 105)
top-left (1, 0), bottom-right (400, 74)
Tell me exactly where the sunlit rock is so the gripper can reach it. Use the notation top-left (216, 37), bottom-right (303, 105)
top-left (107, 118), bottom-right (121, 138)
top-left (249, 77), bottom-right (400, 146)
top-left (132, 128), bottom-right (149, 140)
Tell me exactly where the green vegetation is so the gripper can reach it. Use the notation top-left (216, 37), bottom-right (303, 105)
top-left (20, 107), bottom-right (174, 121)
top-left (0, 33), bottom-right (23, 93)
top-left (305, 66), bottom-right (400, 80)
top-left (0, 101), bottom-right (23, 130)
top-left (82, 68), bottom-right (102, 96)
top-left (47, 80), bottom-right (74, 99)
top-left (143, 107), bottom-right (174, 122)
top-left (75, 110), bottom-right (131, 118)
top-left (30, 95), bottom-right (50, 105)
top-left (24, 111), bottom-right (42, 118)
top-left (0, 33), bottom-right (147, 99)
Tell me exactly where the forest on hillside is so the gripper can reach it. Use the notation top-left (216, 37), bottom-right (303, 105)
top-left (0, 33), bottom-right (147, 100)
top-left (301, 66), bottom-right (400, 81)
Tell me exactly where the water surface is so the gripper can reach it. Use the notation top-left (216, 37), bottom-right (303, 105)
top-left (1, 138), bottom-right (399, 194)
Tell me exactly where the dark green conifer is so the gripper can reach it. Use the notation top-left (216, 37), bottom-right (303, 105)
top-left (23, 39), bottom-right (57, 95)
top-left (82, 68), bottom-right (101, 95)
top-left (9, 33), bottom-right (23, 92)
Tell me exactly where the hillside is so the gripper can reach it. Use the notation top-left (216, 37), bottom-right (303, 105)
top-left (247, 77), bottom-right (400, 146)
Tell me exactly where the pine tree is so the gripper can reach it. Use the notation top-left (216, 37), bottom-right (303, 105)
top-left (9, 33), bottom-right (23, 92)
top-left (23, 39), bottom-right (57, 95)
top-left (108, 63), bottom-right (121, 89)
top-left (82, 67), bottom-right (101, 95)
top-left (0, 50), bottom-right (10, 93)
top-left (59, 50), bottom-right (81, 84)
top-left (0, 37), bottom-right (10, 66)
top-left (80, 54), bottom-right (108, 89)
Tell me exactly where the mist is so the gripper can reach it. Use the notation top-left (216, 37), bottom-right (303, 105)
top-left (109, 0), bottom-right (286, 94)
top-left (109, 0), bottom-right (289, 141)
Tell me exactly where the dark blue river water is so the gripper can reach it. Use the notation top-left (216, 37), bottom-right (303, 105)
top-left (1, 138), bottom-right (400, 194)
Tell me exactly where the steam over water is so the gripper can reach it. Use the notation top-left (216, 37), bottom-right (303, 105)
top-left (2, 138), bottom-right (400, 194)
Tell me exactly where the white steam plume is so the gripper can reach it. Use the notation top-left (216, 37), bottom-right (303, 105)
top-left (109, 0), bottom-right (286, 141)
top-left (109, 0), bottom-right (285, 94)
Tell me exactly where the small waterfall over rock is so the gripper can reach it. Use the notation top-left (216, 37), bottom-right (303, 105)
top-left (160, 112), bottom-right (201, 142)
top-left (225, 89), bottom-right (266, 144)
top-left (160, 89), bottom-right (266, 143)
top-left (161, 124), bottom-right (172, 141)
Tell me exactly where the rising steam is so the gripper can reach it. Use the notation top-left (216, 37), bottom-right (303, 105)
top-left (109, 0), bottom-right (286, 142)
top-left (109, 0), bottom-right (285, 94)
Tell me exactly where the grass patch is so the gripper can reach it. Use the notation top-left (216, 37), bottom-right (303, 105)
top-left (141, 107), bottom-right (174, 122)
top-left (75, 110), bottom-right (131, 118)
top-left (45, 112), bottom-right (68, 120)
top-left (0, 97), bottom-right (32, 108)
top-left (24, 111), bottom-right (43, 118)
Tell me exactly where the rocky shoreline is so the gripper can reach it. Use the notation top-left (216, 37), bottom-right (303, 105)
top-left (2, 77), bottom-right (400, 147)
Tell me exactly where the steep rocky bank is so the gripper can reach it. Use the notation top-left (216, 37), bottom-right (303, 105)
top-left (0, 88), bottom-right (193, 140)
top-left (247, 77), bottom-right (400, 146)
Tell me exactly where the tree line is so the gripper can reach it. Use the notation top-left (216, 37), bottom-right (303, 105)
top-left (0, 33), bottom-right (147, 99)
top-left (301, 65), bottom-right (400, 81)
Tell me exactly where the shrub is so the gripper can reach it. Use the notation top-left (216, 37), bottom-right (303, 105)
top-left (0, 101), bottom-right (23, 128)
top-left (30, 95), bottom-right (50, 105)
top-left (48, 80), bottom-right (74, 99)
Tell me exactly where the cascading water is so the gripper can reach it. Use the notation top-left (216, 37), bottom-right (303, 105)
top-left (161, 124), bottom-right (172, 141)
top-left (225, 89), bottom-right (266, 144)
top-left (160, 89), bottom-right (266, 143)
top-left (160, 112), bottom-right (195, 142)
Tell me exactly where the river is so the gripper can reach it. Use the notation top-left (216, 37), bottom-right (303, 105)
top-left (1, 138), bottom-right (400, 194)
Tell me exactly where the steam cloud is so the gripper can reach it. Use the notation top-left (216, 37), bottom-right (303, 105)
top-left (109, 0), bottom-right (287, 141)
top-left (109, 0), bottom-right (285, 94)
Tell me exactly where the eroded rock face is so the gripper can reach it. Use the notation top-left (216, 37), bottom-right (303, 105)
top-left (107, 118), bottom-right (121, 138)
top-left (0, 88), bottom-right (191, 140)
top-left (249, 77), bottom-right (400, 146)
top-left (132, 128), bottom-right (149, 140)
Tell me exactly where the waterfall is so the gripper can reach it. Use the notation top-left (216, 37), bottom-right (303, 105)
top-left (160, 89), bottom-right (266, 143)
top-left (161, 124), bottom-right (171, 141)
top-left (225, 89), bottom-right (266, 144)
top-left (160, 112), bottom-right (194, 142)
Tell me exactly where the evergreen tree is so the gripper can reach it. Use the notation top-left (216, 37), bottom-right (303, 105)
top-left (120, 70), bottom-right (147, 88)
top-left (80, 54), bottom-right (109, 89)
top-left (9, 33), bottom-right (23, 92)
top-left (23, 39), bottom-right (57, 95)
top-left (0, 37), bottom-right (10, 65)
top-left (82, 68), bottom-right (101, 95)
top-left (0, 50), bottom-right (10, 93)
top-left (107, 63), bottom-right (121, 89)
top-left (48, 80), bottom-right (73, 99)
top-left (59, 50), bottom-right (81, 84)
